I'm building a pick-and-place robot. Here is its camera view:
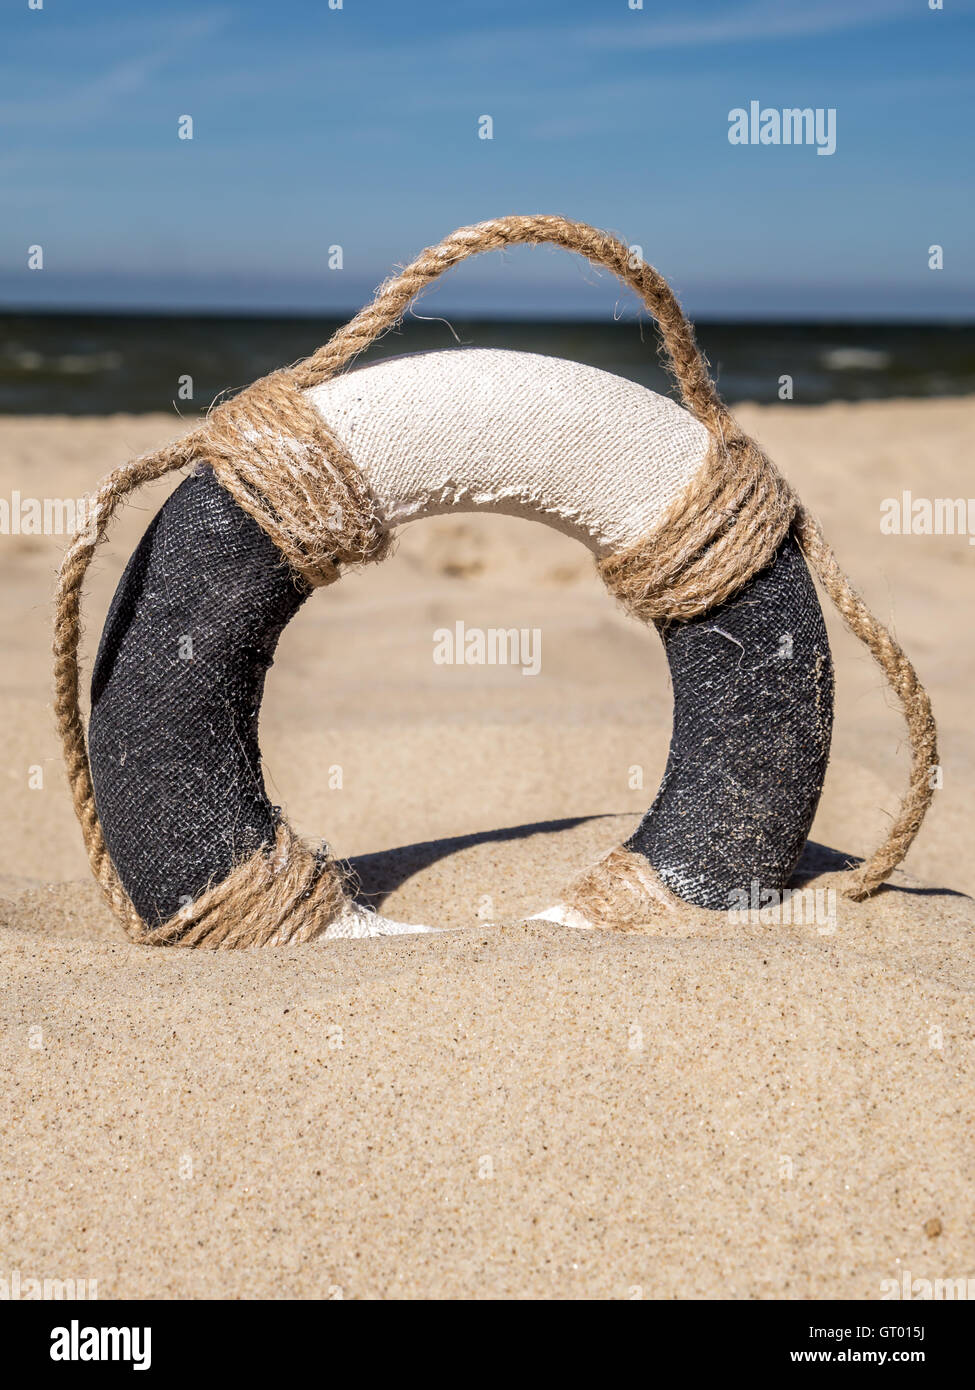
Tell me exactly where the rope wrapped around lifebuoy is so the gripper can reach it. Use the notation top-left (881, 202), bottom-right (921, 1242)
top-left (52, 215), bottom-right (939, 946)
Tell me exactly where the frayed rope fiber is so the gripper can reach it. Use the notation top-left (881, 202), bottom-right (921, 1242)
top-left (560, 848), bottom-right (689, 933)
top-left (52, 214), bottom-right (938, 946)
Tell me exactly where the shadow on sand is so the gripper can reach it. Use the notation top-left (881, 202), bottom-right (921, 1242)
top-left (347, 820), bottom-right (967, 913)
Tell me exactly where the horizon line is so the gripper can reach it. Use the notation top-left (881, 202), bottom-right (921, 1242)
top-left (3, 303), bottom-right (974, 328)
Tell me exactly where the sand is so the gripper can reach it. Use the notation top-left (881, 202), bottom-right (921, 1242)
top-left (1, 396), bottom-right (973, 1298)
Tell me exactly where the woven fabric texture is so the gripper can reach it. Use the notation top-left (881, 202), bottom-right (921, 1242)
top-left (627, 532), bottom-right (834, 909)
top-left (307, 348), bottom-right (710, 553)
top-left (88, 469), bottom-right (310, 925)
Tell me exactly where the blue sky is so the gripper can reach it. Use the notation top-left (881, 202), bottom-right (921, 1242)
top-left (1, 0), bottom-right (972, 318)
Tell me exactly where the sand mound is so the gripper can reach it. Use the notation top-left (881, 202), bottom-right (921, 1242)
top-left (1, 399), bottom-right (973, 1297)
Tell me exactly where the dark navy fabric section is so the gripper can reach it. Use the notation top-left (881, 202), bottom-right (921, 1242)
top-left (89, 469), bottom-right (311, 925)
top-left (626, 532), bottom-right (834, 909)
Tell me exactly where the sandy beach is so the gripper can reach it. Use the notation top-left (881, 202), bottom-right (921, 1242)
top-left (2, 396), bottom-right (973, 1299)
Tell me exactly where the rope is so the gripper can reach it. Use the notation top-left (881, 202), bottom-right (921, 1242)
top-left (52, 214), bottom-right (938, 944)
top-left (561, 847), bottom-right (688, 932)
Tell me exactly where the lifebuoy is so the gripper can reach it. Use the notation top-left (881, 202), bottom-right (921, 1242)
top-left (87, 347), bottom-right (833, 936)
top-left (54, 216), bottom-right (936, 947)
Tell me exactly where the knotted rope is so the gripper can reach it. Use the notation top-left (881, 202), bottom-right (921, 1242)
top-left (53, 214), bottom-right (938, 946)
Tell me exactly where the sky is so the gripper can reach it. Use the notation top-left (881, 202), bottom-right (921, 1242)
top-left (1, 0), bottom-right (972, 318)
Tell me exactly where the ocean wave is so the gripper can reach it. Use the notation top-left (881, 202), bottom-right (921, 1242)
top-left (0, 345), bottom-right (122, 376)
top-left (819, 347), bottom-right (892, 371)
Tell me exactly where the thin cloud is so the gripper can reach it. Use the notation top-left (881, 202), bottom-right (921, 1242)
top-left (0, 9), bottom-right (230, 126)
top-left (581, 0), bottom-right (923, 51)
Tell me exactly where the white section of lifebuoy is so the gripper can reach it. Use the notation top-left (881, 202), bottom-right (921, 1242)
top-left (306, 348), bottom-right (709, 554)
top-left (265, 901), bottom-right (440, 942)
top-left (321, 902), bottom-right (440, 940)
top-left (529, 904), bottom-right (593, 930)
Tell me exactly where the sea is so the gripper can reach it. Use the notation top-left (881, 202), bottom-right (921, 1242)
top-left (1, 313), bottom-right (973, 415)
